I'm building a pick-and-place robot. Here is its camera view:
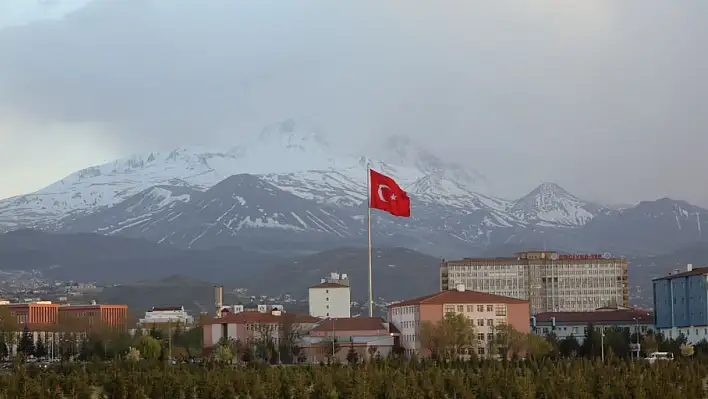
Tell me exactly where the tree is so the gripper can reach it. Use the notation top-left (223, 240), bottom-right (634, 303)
top-left (279, 313), bottom-right (304, 364)
top-left (641, 333), bottom-right (659, 356)
top-left (346, 341), bottom-right (359, 364)
top-left (680, 343), bottom-right (694, 357)
top-left (137, 335), bottom-right (161, 362)
top-left (322, 337), bottom-right (341, 362)
top-left (558, 335), bottom-right (581, 357)
top-left (17, 325), bottom-right (35, 357)
top-left (214, 343), bottom-right (234, 364)
top-left (35, 335), bottom-right (47, 358)
top-left (492, 324), bottom-right (526, 358)
top-left (420, 313), bottom-right (476, 359)
top-left (125, 346), bottom-right (141, 362)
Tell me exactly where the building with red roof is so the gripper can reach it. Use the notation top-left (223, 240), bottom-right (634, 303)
top-left (387, 284), bottom-right (530, 358)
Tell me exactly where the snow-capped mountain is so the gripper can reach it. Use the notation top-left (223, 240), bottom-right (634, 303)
top-left (3, 118), bottom-right (708, 258)
top-left (509, 182), bottom-right (600, 227)
top-left (0, 119), bottom-right (497, 230)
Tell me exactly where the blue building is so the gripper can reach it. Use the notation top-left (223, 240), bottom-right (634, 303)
top-left (653, 263), bottom-right (708, 343)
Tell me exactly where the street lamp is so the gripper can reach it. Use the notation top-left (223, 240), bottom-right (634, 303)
top-left (600, 328), bottom-right (605, 362)
top-left (633, 317), bottom-right (640, 359)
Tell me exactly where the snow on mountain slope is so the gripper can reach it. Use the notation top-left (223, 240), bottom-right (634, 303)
top-left (1, 119), bottom-right (485, 229)
top-left (63, 174), bottom-right (363, 249)
top-left (378, 135), bottom-right (491, 195)
top-left (509, 182), bottom-right (597, 227)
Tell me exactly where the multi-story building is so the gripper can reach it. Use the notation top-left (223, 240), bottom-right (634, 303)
top-left (653, 263), bottom-right (708, 342)
top-left (440, 251), bottom-right (628, 314)
top-left (202, 307), bottom-right (321, 354)
top-left (308, 273), bottom-right (351, 318)
top-left (533, 306), bottom-right (654, 344)
top-left (387, 284), bottom-right (530, 358)
top-left (138, 306), bottom-right (194, 329)
top-left (58, 303), bottom-right (128, 330)
top-left (301, 317), bottom-right (398, 363)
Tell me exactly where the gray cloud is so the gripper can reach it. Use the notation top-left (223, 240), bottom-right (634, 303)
top-left (0, 0), bottom-right (707, 204)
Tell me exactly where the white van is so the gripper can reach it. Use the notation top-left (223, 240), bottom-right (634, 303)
top-left (645, 352), bottom-right (674, 363)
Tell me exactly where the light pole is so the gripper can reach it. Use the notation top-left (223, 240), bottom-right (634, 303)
top-left (600, 329), bottom-right (605, 362)
top-left (633, 317), bottom-right (640, 359)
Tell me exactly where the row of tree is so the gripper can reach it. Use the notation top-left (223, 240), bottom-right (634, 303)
top-left (0, 357), bottom-right (706, 398)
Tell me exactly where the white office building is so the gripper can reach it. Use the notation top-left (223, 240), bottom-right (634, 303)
top-left (308, 273), bottom-right (351, 318)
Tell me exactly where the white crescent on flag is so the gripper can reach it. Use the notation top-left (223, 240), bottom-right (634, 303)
top-left (377, 184), bottom-right (390, 202)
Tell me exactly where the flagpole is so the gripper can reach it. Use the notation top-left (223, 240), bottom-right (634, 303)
top-left (367, 162), bottom-right (373, 317)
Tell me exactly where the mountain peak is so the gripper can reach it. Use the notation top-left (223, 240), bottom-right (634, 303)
top-left (257, 119), bottom-right (329, 150)
top-left (528, 182), bottom-right (575, 199)
top-left (511, 182), bottom-right (595, 227)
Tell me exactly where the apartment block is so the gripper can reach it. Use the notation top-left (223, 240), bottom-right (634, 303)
top-left (440, 251), bottom-right (628, 314)
top-left (387, 284), bottom-right (529, 358)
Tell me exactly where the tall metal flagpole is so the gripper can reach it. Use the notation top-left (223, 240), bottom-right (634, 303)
top-left (367, 163), bottom-right (373, 317)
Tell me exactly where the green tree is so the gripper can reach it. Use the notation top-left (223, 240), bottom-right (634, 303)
top-left (419, 312), bottom-right (476, 359)
top-left (35, 335), bottom-right (47, 358)
top-left (17, 325), bottom-right (35, 357)
top-left (346, 341), bottom-right (359, 364)
top-left (558, 335), bottom-right (581, 357)
top-left (137, 335), bottom-right (161, 362)
top-left (214, 343), bottom-right (234, 364)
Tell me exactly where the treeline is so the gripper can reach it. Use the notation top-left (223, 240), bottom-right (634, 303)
top-left (0, 323), bottom-right (203, 363)
top-left (0, 358), bottom-right (706, 398)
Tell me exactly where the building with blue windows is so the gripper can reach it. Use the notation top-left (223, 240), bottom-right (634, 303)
top-left (653, 263), bottom-right (708, 343)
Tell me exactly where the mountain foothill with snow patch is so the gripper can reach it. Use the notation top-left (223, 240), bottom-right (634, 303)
top-left (2, 119), bottom-right (708, 277)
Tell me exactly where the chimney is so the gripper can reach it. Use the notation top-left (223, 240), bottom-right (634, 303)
top-left (214, 286), bottom-right (223, 317)
top-left (674, 268), bottom-right (680, 275)
top-left (455, 283), bottom-right (465, 292)
top-left (688, 263), bottom-right (693, 272)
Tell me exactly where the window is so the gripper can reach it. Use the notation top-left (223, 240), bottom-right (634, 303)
top-left (326, 290), bottom-right (329, 293)
top-left (466, 305), bottom-right (474, 312)
top-left (495, 305), bottom-right (507, 317)
top-left (444, 306), bottom-right (455, 314)
top-left (457, 305), bottom-right (464, 312)
top-left (477, 347), bottom-right (485, 355)
top-left (486, 305), bottom-right (494, 312)
top-left (477, 305), bottom-right (484, 312)
top-left (487, 333), bottom-right (493, 341)
top-left (487, 319), bottom-right (494, 327)
top-left (477, 333), bottom-right (485, 341)
top-left (477, 319), bottom-right (484, 327)
top-left (326, 297), bottom-right (329, 301)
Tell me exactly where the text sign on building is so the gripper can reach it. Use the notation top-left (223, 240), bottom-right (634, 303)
top-left (558, 254), bottom-right (603, 261)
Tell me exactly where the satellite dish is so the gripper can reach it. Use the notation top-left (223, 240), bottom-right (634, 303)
top-left (603, 252), bottom-right (611, 259)
top-left (550, 253), bottom-right (559, 261)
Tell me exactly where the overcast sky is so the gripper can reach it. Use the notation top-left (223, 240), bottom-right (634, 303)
top-left (0, 0), bottom-right (706, 205)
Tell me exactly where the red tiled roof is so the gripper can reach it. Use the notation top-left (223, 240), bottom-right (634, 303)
top-left (653, 267), bottom-right (708, 281)
top-left (388, 289), bottom-right (527, 308)
top-left (535, 308), bottom-right (653, 324)
top-left (203, 311), bottom-right (320, 325)
top-left (310, 282), bottom-right (348, 289)
top-left (311, 317), bottom-right (388, 333)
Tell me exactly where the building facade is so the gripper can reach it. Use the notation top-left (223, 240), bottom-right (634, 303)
top-left (653, 264), bottom-right (708, 342)
top-left (533, 307), bottom-right (654, 344)
top-left (308, 273), bottom-right (351, 318)
top-left (301, 317), bottom-right (398, 363)
top-left (440, 251), bottom-right (628, 314)
top-left (202, 308), bottom-right (321, 353)
top-left (138, 306), bottom-right (194, 328)
top-left (387, 285), bottom-right (530, 357)
top-left (58, 304), bottom-right (128, 330)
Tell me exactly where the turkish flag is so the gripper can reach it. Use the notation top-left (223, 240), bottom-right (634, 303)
top-left (369, 169), bottom-right (410, 217)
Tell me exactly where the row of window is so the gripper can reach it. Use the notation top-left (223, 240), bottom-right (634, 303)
top-left (443, 304), bottom-right (507, 317)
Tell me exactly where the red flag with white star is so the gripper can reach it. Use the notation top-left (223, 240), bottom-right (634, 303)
top-left (369, 168), bottom-right (410, 217)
